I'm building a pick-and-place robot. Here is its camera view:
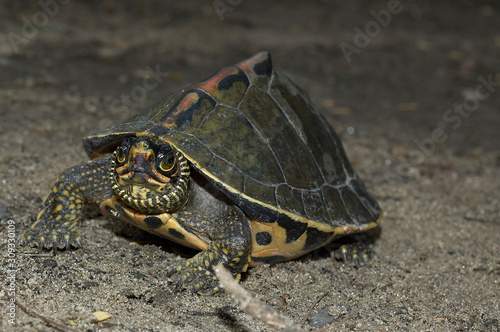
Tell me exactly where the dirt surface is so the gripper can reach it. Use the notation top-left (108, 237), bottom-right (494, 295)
top-left (1, 1), bottom-right (499, 331)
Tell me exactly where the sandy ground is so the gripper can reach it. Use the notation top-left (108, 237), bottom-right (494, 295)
top-left (0, 1), bottom-right (499, 331)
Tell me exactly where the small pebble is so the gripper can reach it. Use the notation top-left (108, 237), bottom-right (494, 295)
top-left (42, 259), bottom-right (58, 269)
top-left (93, 311), bottom-right (112, 322)
top-left (308, 306), bottom-right (336, 329)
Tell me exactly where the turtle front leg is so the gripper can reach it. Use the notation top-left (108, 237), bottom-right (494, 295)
top-left (171, 209), bottom-right (251, 296)
top-left (23, 157), bottom-right (113, 251)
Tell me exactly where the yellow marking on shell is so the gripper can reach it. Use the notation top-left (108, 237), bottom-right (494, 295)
top-left (249, 220), bottom-right (308, 265)
top-left (248, 214), bottom-right (383, 266)
top-left (99, 196), bottom-right (209, 251)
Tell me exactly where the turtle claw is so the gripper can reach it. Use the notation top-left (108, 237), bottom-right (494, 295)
top-left (22, 220), bottom-right (82, 254)
top-left (171, 276), bottom-right (189, 295)
top-left (51, 242), bottom-right (58, 254)
top-left (72, 237), bottom-right (82, 250)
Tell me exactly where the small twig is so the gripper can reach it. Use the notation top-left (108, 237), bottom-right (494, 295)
top-left (14, 299), bottom-right (80, 332)
top-left (299, 291), bottom-right (329, 325)
top-left (214, 263), bottom-right (306, 332)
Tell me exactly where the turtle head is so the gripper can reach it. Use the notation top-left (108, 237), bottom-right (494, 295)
top-left (110, 137), bottom-right (190, 214)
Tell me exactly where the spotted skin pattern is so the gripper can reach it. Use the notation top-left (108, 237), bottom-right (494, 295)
top-left (24, 52), bottom-right (382, 295)
top-left (25, 158), bottom-right (113, 250)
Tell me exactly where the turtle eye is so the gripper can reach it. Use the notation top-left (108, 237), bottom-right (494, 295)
top-left (115, 146), bottom-right (128, 165)
top-left (158, 151), bottom-right (176, 173)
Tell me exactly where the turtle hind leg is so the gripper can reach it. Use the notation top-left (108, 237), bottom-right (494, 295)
top-left (324, 231), bottom-right (380, 268)
top-left (338, 243), bottom-right (372, 268)
top-left (22, 157), bottom-right (113, 252)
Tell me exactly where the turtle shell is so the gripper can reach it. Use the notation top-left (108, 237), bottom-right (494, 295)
top-left (84, 52), bottom-right (382, 238)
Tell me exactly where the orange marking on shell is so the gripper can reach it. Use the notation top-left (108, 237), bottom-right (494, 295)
top-left (161, 92), bottom-right (200, 128)
top-left (194, 67), bottom-right (239, 95)
top-left (236, 62), bottom-right (252, 75)
top-left (235, 51), bottom-right (269, 75)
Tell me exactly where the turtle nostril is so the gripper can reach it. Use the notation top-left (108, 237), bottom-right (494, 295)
top-left (133, 153), bottom-right (152, 168)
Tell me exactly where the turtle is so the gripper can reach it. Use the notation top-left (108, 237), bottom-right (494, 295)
top-left (23, 51), bottom-right (382, 295)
